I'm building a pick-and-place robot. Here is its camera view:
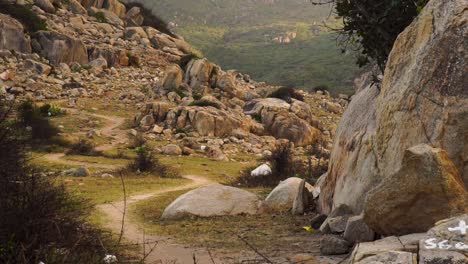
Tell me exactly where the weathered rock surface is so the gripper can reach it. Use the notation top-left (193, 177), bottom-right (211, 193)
top-left (319, 235), bottom-right (351, 255)
top-left (0, 14), bottom-right (31, 53)
top-left (34, 31), bottom-right (88, 65)
top-left (355, 251), bottom-right (415, 264)
top-left (343, 215), bottom-right (375, 243)
top-left (161, 184), bottom-right (260, 219)
top-left (319, 0), bottom-right (468, 219)
top-left (265, 177), bottom-right (313, 211)
top-left (364, 144), bottom-right (468, 235)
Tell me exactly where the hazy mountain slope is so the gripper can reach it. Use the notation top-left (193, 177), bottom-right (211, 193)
top-left (128, 0), bottom-right (361, 94)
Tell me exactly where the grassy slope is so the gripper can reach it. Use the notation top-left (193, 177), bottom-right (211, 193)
top-left (138, 0), bottom-right (360, 94)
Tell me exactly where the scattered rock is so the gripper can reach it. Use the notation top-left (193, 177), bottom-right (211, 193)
top-left (63, 167), bottom-right (90, 177)
top-left (319, 235), bottom-right (351, 255)
top-left (310, 214), bottom-right (328, 230)
top-left (343, 215), bottom-right (375, 243)
top-left (24, 59), bottom-right (52, 75)
top-left (34, 31), bottom-right (88, 65)
top-left (162, 144), bottom-right (182, 156)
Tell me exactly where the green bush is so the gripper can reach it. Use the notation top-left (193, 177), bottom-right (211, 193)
top-left (267, 87), bottom-right (304, 103)
top-left (18, 101), bottom-right (59, 141)
top-left (39, 103), bottom-right (63, 117)
top-left (0, 0), bottom-right (47, 33)
top-left (0, 102), bottom-right (110, 263)
top-left (231, 143), bottom-right (310, 187)
top-left (89, 11), bottom-right (107, 23)
top-left (66, 138), bottom-right (100, 156)
top-left (126, 145), bottom-right (180, 178)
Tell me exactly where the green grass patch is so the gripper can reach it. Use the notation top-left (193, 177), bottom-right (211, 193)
top-left (158, 155), bottom-right (256, 183)
top-left (60, 174), bottom-right (190, 204)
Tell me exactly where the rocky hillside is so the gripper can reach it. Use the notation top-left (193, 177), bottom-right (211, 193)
top-left (0, 0), bottom-right (346, 169)
top-left (121, 0), bottom-right (362, 95)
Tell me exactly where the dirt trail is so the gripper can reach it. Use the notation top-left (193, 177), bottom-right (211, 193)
top-left (44, 110), bottom-right (231, 263)
top-left (43, 109), bottom-right (127, 170)
top-left (96, 175), bottom-right (226, 264)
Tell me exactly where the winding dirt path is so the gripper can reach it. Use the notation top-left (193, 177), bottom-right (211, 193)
top-left (97, 175), bottom-right (223, 264)
top-left (44, 110), bottom-right (229, 263)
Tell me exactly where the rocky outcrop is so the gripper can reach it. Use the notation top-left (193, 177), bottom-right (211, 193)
top-left (319, 0), bottom-right (468, 222)
top-left (161, 184), bottom-right (260, 219)
top-left (33, 31), bottom-right (88, 65)
top-left (164, 106), bottom-right (250, 137)
top-left (364, 144), bottom-right (467, 235)
top-left (0, 14), bottom-right (31, 53)
top-left (245, 98), bottom-right (320, 146)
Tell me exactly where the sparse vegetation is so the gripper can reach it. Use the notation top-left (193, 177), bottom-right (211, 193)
top-left (126, 141), bottom-right (180, 178)
top-left (18, 101), bottom-right (59, 141)
top-left (232, 144), bottom-right (310, 187)
top-left (89, 11), bottom-right (107, 23)
top-left (267, 87), bottom-right (304, 103)
top-left (189, 99), bottom-right (221, 109)
top-left (0, 102), bottom-right (111, 263)
top-left (0, 0), bottom-right (48, 33)
top-left (67, 138), bottom-right (100, 156)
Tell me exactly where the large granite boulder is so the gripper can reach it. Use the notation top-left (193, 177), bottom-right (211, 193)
top-left (319, 0), bottom-right (468, 219)
top-left (161, 184), bottom-right (260, 219)
top-left (33, 31), bottom-right (88, 65)
top-left (264, 177), bottom-right (313, 211)
top-left (364, 144), bottom-right (467, 235)
top-left (0, 14), bottom-right (31, 53)
top-left (102, 0), bottom-right (126, 18)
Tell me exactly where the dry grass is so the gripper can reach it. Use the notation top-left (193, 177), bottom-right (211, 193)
top-left (130, 189), bottom-right (320, 254)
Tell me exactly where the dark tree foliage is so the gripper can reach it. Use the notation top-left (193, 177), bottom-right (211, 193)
top-left (0, 103), bottom-right (106, 263)
top-left (268, 87), bottom-right (305, 103)
top-left (312, 0), bottom-right (428, 71)
top-left (124, 2), bottom-right (177, 38)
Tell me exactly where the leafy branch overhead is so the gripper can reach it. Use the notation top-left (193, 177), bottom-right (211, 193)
top-left (312, 0), bottom-right (429, 71)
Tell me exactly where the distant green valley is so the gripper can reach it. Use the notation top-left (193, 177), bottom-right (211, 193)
top-left (135, 0), bottom-right (361, 95)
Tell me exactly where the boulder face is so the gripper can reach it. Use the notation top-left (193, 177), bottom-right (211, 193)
top-left (0, 14), bottom-right (31, 53)
top-left (161, 184), bottom-right (260, 219)
top-left (319, 0), bottom-right (468, 217)
top-left (364, 144), bottom-right (467, 235)
top-left (34, 31), bottom-right (88, 65)
top-left (244, 98), bottom-right (320, 146)
top-left (264, 177), bottom-right (313, 211)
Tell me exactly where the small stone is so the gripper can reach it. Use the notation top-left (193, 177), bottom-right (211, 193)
top-left (319, 235), bottom-right (351, 255)
top-left (310, 214), bottom-right (328, 230)
top-left (344, 214), bottom-right (375, 243)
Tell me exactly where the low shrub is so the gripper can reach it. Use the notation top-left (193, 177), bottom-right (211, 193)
top-left (267, 87), bottom-right (304, 103)
top-left (0, 102), bottom-right (111, 263)
top-left (312, 85), bottom-right (329, 93)
top-left (89, 11), bottom-right (107, 23)
top-left (18, 101), bottom-right (59, 141)
top-left (189, 99), bottom-right (220, 109)
top-left (126, 140), bottom-right (179, 178)
top-left (231, 143), bottom-right (309, 187)
top-left (66, 138), bottom-right (100, 156)
top-left (39, 103), bottom-right (63, 117)
top-left (0, 0), bottom-right (48, 33)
